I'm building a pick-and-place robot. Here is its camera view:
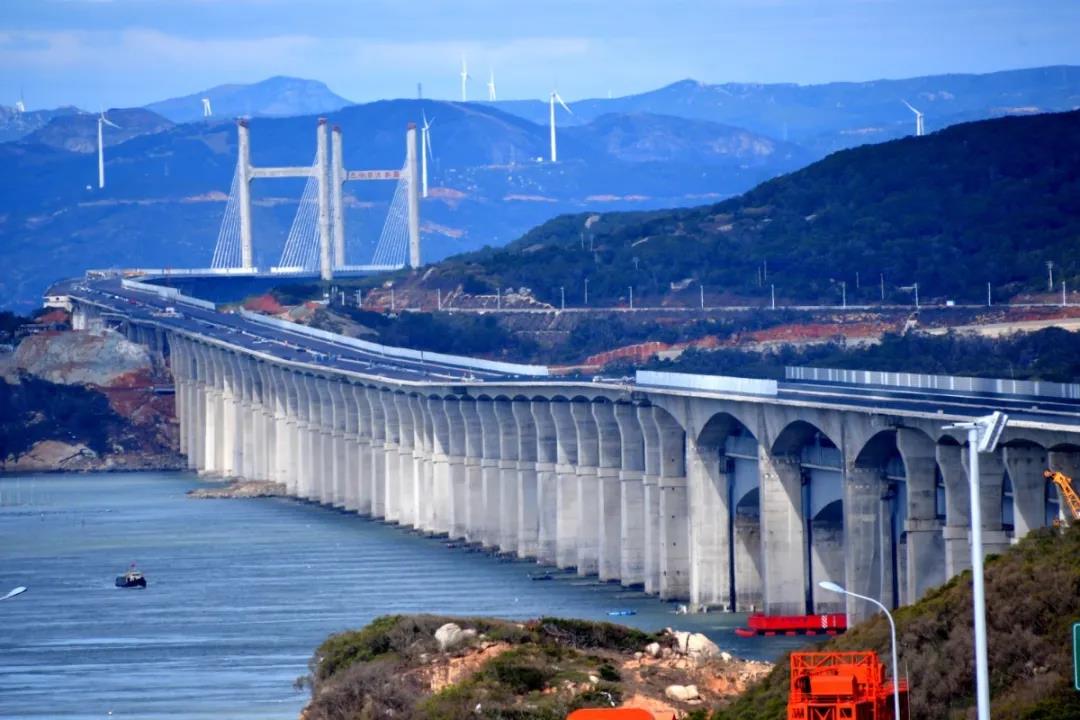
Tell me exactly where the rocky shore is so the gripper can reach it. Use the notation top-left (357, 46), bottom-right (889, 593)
top-left (187, 480), bottom-right (287, 498)
top-left (301, 615), bottom-right (770, 720)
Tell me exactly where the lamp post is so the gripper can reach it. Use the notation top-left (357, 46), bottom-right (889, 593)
top-left (942, 411), bottom-right (1008, 720)
top-left (819, 581), bottom-right (900, 720)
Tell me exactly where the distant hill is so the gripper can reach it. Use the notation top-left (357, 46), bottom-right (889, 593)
top-left (407, 109), bottom-right (1080, 307)
top-left (492, 65), bottom-right (1080, 157)
top-left (145, 76), bottom-right (353, 123)
top-left (0, 100), bottom-right (803, 311)
top-left (0, 105), bottom-right (82, 143)
top-left (23, 108), bottom-right (174, 153)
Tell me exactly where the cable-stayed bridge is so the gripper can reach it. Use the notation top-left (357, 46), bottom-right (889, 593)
top-left (210, 118), bottom-right (421, 280)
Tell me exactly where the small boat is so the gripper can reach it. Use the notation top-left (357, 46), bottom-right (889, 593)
top-left (529, 572), bottom-right (554, 581)
top-left (115, 564), bottom-right (147, 589)
top-left (607, 609), bottom-right (636, 617)
top-left (734, 612), bottom-right (845, 637)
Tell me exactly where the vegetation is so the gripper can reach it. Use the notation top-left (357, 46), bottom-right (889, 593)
top-left (0, 373), bottom-right (123, 460)
top-left (641, 327), bottom-right (1080, 383)
top-left (714, 524), bottom-right (1080, 720)
top-left (303, 615), bottom-right (669, 720)
top-left (413, 110), bottom-right (1080, 307)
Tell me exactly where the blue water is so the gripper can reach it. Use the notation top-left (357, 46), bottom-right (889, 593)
top-left (0, 472), bottom-right (807, 719)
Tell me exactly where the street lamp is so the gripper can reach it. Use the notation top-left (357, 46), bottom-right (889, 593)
top-left (1, 586), bottom-right (27, 601)
top-left (819, 580), bottom-right (900, 720)
top-left (942, 411), bottom-right (1008, 720)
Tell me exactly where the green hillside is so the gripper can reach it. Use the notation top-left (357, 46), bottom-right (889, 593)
top-left (715, 524), bottom-right (1080, 720)
top-left (418, 109), bottom-right (1080, 307)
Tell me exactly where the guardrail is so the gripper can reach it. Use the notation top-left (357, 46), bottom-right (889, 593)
top-left (785, 366), bottom-right (1080, 400)
top-left (636, 370), bottom-right (778, 396)
top-left (119, 278), bottom-right (216, 310)
top-left (238, 309), bottom-right (549, 377)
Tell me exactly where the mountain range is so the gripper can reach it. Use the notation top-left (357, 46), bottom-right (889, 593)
top-left (0, 100), bottom-right (803, 311)
top-left (403, 109), bottom-right (1080, 308)
top-left (144, 76), bottom-right (352, 124)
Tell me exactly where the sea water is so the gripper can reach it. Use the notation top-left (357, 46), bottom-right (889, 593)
top-left (0, 472), bottom-right (807, 719)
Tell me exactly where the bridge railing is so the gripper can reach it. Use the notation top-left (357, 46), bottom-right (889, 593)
top-left (636, 370), bottom-right (778, 396)
top-left (786, 366), bottom-right (1080, 400)
top-left (237, 309), bottom-right (549, 377)
top-left (119, 279), bottom-right (216, 310)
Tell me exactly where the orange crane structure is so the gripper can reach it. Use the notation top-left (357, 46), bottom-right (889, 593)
top-left (1044, 470), bottom-right (1080, 524)
top-left (788, 651), bottom-right (908, 720)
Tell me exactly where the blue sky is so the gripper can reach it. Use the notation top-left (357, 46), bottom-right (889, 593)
top-left (2, 0), bottom-right (1079, 110)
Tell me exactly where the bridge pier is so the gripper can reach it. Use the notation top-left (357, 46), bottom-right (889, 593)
top-left (758, 449), bottom-right (805, 616)
top-left (532, 402), bottom-right (559, 566)
top-left (898, 428), bottom-right (945, 603)
top-left (394, 394), bottom-right (416, 528)
top-left (513, 400), bottom-right (540, 558)
top-left (445, 398), bottom-right (468, 541)
top-left (495, 400), bottom-right (519, 554)
top-left (459, 400), bottom-right (484, 545)
top-left (551, 402), bottom-right (579, 570)
top-left (477, 401), bottom-right (502, 549)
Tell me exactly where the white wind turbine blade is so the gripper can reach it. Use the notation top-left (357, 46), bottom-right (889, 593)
top-left (901, 99), bottom-right (921, 115)
top-left (554, 92), bottom-right (573, 115)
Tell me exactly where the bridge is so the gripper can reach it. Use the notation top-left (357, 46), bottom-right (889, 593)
top-left (56, 276), bottom-right (1080, 622)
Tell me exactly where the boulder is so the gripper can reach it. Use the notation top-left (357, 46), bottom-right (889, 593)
top-left (671, 630), bottom-right (720, 659)
top-left (434, 622), bottom-right (477, 651)
top-left (644, 642), bottom-right (661, 658)
top-left (664, 684), bottom-right (700, 702)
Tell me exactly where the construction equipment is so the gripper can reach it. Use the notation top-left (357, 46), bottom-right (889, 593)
top-left (1044, 470), bottom-right (1080, 524)
top-left (788, 651), bottom-right (908, 720)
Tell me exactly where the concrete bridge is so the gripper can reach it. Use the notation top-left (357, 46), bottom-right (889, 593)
top-left (59, 276), bottom-right (1080, 622)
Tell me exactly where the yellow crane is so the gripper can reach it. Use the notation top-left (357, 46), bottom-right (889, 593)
top-left (1043, 470), bottom-right (1080, 524)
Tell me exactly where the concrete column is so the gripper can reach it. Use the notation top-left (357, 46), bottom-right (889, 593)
top-left (378, 390), bottom-right (399, 520)
top-left (638, 405), bottom-right (662, 594)
top-left (551, 401), bottom-right (579, 569)
top-left (410, 395), bottom-right (434, 532)
top-left (532, 400), bottom-right (559, 565)
top-left (429, 397), bottom-right (453, 536)
top-left (655, 409), bottom-right (689, 600)
top-left (898, 428), bottom-right (945, 603)
top-left (314, 377), bottom-right (335, 505)
top-left (274, 368), bottom-right (296, 493)
top-left (459, 400), bottom-right (485, 544)
top-left (687, 431), bottom-right (731, 610)
top-left (844, 465), bottom-right (884, 619)
top-left (216, 351), bottom-right (238, 477)
top-left (341, 383), bottom-right (360, 511)
top-left (937, 443), bottom-right (970, 577)
top-left (615, 404), bottom-right (646, 587)
top-left (394, 394), bottom-right (416, 527)
top-left (328, 380), bottom-right (348, 508)
top-left (513, 399), bottom-right (539, 559)
top-left (477, 400), bottom-right (502, 549)
top-left (234, 355), bottom-right (255, 480)
top-left (204, 347), bottom-right (225, 475)
top-left (962, 445), bottom-right (1010, 554)
top-left (1002, 444), bottom-right (1049, 538)
top-left (256, 363), bottom-right (276, 483)
top-left (296, 375), bottom-right (316, 500)
top-left (571, 402), bottom-right (600, 575)
top-left (759, 446), bottom-right (806, 615)
top-left (494, 399), bottom-right (519, 553)
top-left (171, 340), bottom-right (188, 456)
top-left (445, 398), bottom-right (468, 540)
top-left (350, 386), bottom-right (371, 514)
top-left (365, 388), bottom-right (385, 518)
top-left (593, 402), bottom-right (623, 581)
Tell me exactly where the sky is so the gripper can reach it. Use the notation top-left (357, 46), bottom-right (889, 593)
top-left (2, 0), bottom-right (1079, 110)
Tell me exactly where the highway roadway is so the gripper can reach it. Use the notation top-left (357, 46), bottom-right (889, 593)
top-left (57, 277), bottom-right (1080, 432)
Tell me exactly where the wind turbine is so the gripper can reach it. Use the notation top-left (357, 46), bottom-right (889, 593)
top-left (421, 110), bottom-right (434, 198)
top-left (902, 99), bottom-right (924, 136)
top-left (97, 109), bottom-right (120, 189)
top-left (201, 97), bottom-right (212, 117)
top-left (459, 55), bottom-right (470, 102)
top-left (487, 69), bottom-right (497, 101)
top-left (549, 90), bottom-right (572, 162)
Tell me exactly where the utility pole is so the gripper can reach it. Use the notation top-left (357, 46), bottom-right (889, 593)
top-left (841, 281), bottom-right (846, 309)
top-left (763, 258), bottom-right (768, 281)
top-left (855, 271), bottom-right (860, 289)
top-left (584, 278), bottom-right (589, 305)
top-left (1047, 261), bottom-right (1055, 292)
top-left (914, 282), bottom-right (920, 309)
top-left (390, 286), bottom-right (395, 312)
top-left (629, 286), bottom-right (634, 310)
top-left (771, 284), bottom-right (776, 310)
top-left (699, 284), bottom-right (704, 310)
top-left (987, 282), bottom-right (991, 307)
top-left (437, 288), bottom-right (442, 311)
top-left (497, 287), bottom-right (501, 310)
top-left (560, 286), bottom-right (565, 311)
top-left (1063, 281), bottom-right (1068, 307)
